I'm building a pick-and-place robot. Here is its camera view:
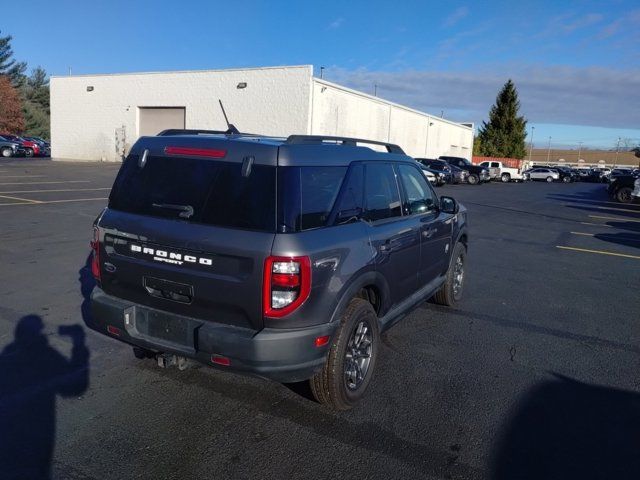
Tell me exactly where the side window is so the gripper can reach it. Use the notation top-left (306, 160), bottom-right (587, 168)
top-left (397, 164), bottom-right (437, 215)
top-left (491, 162), bottom-right (500, 168)
top-left (480, 162), bottom-right (489, 167)
top-left (333, 163), bottom-right (364, 225)
top-left (363, 163), bottom-right (402, 222)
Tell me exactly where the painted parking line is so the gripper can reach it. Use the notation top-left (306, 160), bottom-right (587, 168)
top-left (0, 180), bottom-right (91, 186)
top-left (0, 175), bottom-right (46, 178)
top-left (589, 205), bottom-right (640, 214)
top-left (0, 187), bottom-right (111, 194)
top-left (580, 222), bottom-right (613, 228)
top-left (0, 194), bottom-right (42, 204)
top-left (556, 245), bottom-right (640, 260)
top-left (0, 197), bottom-right (108, 206)
top-left (588, 215), bottom-right (640, 223)
top-left (570, 231), bottom-right (640, 243)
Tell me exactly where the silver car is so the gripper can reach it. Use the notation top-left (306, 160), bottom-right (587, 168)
top-left (524, 168), bottom-right (560, 182)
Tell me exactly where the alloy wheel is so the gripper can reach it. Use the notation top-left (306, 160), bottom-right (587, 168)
top-left (344, 320), bottom-right (373, 390)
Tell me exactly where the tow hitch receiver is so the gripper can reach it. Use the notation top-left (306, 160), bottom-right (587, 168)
top-left (156, 353), bottom-right (194, 371)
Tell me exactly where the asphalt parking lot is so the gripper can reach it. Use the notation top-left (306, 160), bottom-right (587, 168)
top-left (1, 158), bottom-right (638, 480)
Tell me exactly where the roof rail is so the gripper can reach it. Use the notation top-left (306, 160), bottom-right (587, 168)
top-left (285, 135), bottom-right (405, 154)
top-left (157, 126), bottom-right (241, 136)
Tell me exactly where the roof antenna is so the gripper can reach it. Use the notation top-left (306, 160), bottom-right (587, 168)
top-left (218, 99), bottom-right (240, 135)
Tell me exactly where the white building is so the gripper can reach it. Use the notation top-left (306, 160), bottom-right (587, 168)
top-left (50, 65), bottom-right (473, 162)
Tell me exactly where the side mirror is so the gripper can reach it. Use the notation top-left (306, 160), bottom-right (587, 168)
top-left (440, 196), bottom-right (459, 214)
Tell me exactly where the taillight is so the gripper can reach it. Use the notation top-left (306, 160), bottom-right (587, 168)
top-left (90, 227), bottom-right (101, 283)
top-left (263, 256), bottom-right (311, 317)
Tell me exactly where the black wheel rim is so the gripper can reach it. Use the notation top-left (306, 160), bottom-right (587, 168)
top-left (344, 320), bottom-right (372, 391)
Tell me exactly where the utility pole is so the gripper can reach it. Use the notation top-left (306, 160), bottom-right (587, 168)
top-left (547, 136), bottom-right (552, 163)
top-left (320, 66), bottom-right (325, 79)
top-left (577, 141), bottom-right (583, 162)
top-left (615, 137), bottom-right (620, 167)
top-left (528, 126), bottom-right (535, 162)
top-left (374, 84), bottom-right (377, 96)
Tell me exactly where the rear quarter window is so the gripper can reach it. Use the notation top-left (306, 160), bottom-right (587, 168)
top-left (278, 166), bottom-right (347, 232)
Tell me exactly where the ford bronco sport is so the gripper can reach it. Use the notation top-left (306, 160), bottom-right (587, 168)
top-left (88, 131), bottom-right (468, 410)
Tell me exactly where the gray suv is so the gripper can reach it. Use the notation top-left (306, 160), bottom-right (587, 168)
top-left (88, 132), bottom-right (468, 409)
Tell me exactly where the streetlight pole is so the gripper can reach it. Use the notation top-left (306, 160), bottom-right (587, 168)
top-left (615, 137), bottom-right (620, 167)
top-left (547, 136), bottom-right (552, 163)
top-left (320, 66), bottom-right (325, 79)
top-left (528, 126), bottom-right (535, 162)
top-left (374, 84), bottom-right (377, 96)
top-left (577, 141), bottom-right (583, 163)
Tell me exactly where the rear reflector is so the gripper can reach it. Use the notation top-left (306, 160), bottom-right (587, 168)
top-left (164, 146), bottom-right (227, 158)
top-left (211, 354), bottom-right (231, 366)
top-left (106, 325), bottom-right (121, 336)
top-left (315, 335), bottom-right (330, 348)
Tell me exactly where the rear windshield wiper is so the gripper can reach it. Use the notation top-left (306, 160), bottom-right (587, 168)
top-left (151, 203), bottom-right (194, 219)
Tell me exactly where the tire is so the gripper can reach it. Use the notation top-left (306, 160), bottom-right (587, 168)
top-left (546, 176), bottom-right (554, 183)
top-left (1, 147), bottom-right (12, 158)
top-left (432, 242), bottom-right (467, 307)
top-left (501, 173), bottom-right (511, 183)
top-left (562, 176), bottom-right (571, 183)
top-left (24, 148), bottom-right (34, 157)
top-left (616, 187), bottom-right (633, 204)
top-left (309, 298), bottom-right (379, 410)
top-left (467, 174), bottom-right (479, 185)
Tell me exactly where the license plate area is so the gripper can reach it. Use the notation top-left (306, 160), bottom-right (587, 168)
top-left (125, 306), bottom-right (201, 354)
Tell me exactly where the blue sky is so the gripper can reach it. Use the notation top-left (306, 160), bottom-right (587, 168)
top-left (7, 0), bottom-right (640, 148)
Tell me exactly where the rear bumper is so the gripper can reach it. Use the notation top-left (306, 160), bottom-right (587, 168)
top-left (89, 288), bottom-right (335, 382)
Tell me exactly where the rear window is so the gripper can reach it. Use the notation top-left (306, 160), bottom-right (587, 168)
top-left (278, 166), bottom-right (347, 232)
top-left (109, 155), bottom-right (276, 232)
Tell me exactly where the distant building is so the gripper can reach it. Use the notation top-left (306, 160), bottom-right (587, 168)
top-left (50, 65), bottom-right (473, 162)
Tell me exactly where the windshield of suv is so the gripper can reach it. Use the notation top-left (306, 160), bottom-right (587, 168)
top-left (109, 154), bottom-right (276, 231)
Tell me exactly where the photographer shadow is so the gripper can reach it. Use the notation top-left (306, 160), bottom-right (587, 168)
top-left (0, 315), bottom-right (90, 480)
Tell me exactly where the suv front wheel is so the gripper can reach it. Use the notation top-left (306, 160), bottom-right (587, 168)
top-left (310, 298), bottom-right (379, 410)
top-left (432, 242), bottom-right (467, 306)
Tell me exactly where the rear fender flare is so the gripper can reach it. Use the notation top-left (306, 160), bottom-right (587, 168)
top-left (329, 270), bottom-right (391, 325)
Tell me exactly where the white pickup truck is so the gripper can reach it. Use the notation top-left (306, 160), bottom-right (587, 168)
top-left (478, 160), bottom-right (525, 182)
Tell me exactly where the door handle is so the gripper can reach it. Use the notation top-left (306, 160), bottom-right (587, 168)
top-left (422, 227), bottom-right (437, 239)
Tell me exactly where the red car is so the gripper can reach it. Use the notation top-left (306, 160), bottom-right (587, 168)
top-left (0, 134), bottom-right (40, 157)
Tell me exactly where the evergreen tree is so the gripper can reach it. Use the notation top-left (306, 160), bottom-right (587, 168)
top-left (0, 31), bottom-right (26, 86)
top-left (21, 66), bottom-right (50, 139)
top-left (477, 80), bottom-right (527, 159)
top-left (0, 75), bottom-right (25, 133)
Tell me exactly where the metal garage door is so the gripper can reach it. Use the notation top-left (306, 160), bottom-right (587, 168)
top-left (138, 107), bottom-right (185, 136)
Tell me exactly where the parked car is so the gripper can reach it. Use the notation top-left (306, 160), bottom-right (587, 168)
top-left (448, 164), bottom-right (469, 184)
top-left (416, 158), bottom-right (457, 184)
top-left (478, 160), bottom-right (525, 182)
top-left (608, 175), bottom-right (639, 203)
top-left (439, 156), bottom-right (490, 185)
top-left (0, 135), bottom-right (26, 158)
top-left (0, 134), bottom-right (40, 157)
top-left (23, 136), bottom-right (51, 157)
top-left (522, 167), bottom-right (560, 182)
top-left (419, 165), bottom-right (438, 185)
top-left (416, 161), bottom-right (449, 186)
top-left (550, 167), bottom-right (575, 183)
top-left (88, 132), bottom-right (469, 410)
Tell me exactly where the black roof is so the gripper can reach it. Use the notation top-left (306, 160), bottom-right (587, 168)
top-left (130, 132), bottom-right (413, 167)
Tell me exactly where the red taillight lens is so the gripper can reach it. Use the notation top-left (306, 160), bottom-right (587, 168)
top-left (164, 146), bottom-right (227, 158)
top-left (263, 256), bottom-right (311, 318)
top-left (90, 227), bottom-right (101, 282)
